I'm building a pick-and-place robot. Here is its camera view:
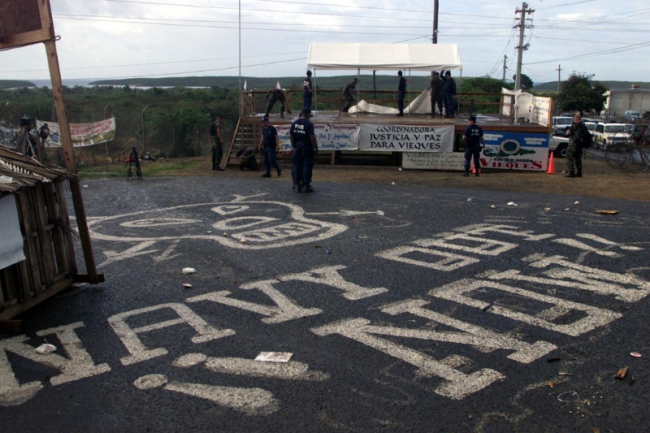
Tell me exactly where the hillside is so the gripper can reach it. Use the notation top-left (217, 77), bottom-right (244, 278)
top-left (90, 75), bottom-right (463, 91)
top-left (0, 80), bottom-right (36, 89)
top-left (533, 80), bottom-right (650, 92)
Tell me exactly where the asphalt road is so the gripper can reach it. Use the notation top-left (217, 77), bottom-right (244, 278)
top-left (2, 176), bottom-right (650, 432)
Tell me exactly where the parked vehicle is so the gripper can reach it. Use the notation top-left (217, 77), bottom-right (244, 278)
top-left (552, 116), bottom-right (573, 136)
top-left (549, 135), bottom-right (570, 158)
top-left (593, 122), bottom-right (634, 149)
top-left (584, 122), bottom-right (598, 133)
top-left (624, 111), bottom-right (642, 122)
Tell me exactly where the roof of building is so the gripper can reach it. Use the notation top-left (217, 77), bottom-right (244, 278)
top-left (0, 147), bottom-right (74, 197)
top-left (608, 88), bottom-right (650, 94)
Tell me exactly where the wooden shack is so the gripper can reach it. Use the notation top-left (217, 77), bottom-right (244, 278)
top-left (0, 147), bottom-right (79, 331)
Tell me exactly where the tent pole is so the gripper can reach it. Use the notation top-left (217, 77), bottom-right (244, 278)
top-left (458, 68), bottom-right (462, 118)
top-left (357, 67), bottom-right (360, 118)
top-left (314, 69), bottom-right (317, 115)
top-left (408, 68), bottom-right (411, 116)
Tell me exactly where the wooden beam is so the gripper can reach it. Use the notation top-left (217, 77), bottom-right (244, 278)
top-left (0, 277), bottom-right (74, 321)
top-left (74, 273), bottom-right (105, 284)
top-left (0, 320), bottom-right (22, 334)
top-left (43, 38), bottom-right (100, 285)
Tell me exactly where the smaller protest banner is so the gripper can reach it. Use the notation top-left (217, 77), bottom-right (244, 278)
top-left (359, 124), bottom-right (454, 153)
top-left (36, 118), bottom-right (116, 148)
top-left (481, 131), bottom-right (549, 171)
top-left (402, 152), bottom-right (465, 170)
top-left (276, 124), bottom-right (359, 151)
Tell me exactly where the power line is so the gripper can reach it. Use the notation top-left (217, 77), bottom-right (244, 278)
top-left (533, 36), bottom-right (638, 45)
top-left (526, 40), bottom-right (650, 65)
top-left (536, 0), bottom-right (602, 10)
top-left (54, 16), bottom-right (426, 36)
top-left (0, 51), bottom-right (306, 74)
top-left (93, 57), bottom-right (307, 80)
top-left (54, 13), bottom-right (517, 29)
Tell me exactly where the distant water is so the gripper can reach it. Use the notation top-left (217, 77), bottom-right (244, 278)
top-left (27, 79), bottom-right (207, 89)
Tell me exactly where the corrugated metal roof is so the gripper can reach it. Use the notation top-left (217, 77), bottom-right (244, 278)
top-left (0, 147), bottom-right (74, 196)
top-left (609, 88), bottom-right (650, 93)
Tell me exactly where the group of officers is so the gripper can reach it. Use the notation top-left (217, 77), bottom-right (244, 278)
top-left (263, 69), bottom-right (459, 119)
top-left (208, 69), bottom-right (484, 190)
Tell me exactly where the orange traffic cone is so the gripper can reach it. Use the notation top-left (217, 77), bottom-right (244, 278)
top-left (546, 152), bottom-right (556, 174)
top-left (472, 166), bottom-right (480, 174)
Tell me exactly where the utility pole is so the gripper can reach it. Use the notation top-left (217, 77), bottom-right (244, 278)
top-left (503, 55), bottom-right (508, 81)
top-left (556, 64), bottom-right (562, 92)
top-left (431, 0), bottom-right (439, 80)
top-left (514, 2), bottom-right (534, 91)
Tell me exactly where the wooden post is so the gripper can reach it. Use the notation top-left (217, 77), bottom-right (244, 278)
top-left (43, 39), bottom-right (100, 284)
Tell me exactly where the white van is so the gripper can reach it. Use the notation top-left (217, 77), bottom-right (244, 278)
top-left (593, 123), bottom-right (634, 149)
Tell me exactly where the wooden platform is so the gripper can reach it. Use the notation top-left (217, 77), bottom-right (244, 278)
top-left (244, 111), bottom-right (550, 134)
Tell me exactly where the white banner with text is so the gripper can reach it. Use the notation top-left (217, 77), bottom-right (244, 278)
top-left (36, 118), bottom-right (116, 148)
top-left (359, 124), bottom-right (454, 152)
top-left (276, 124), bottom-right (359, 151)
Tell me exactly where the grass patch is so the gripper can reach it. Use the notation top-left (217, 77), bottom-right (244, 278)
top-left (79, 157), bottom-right (208, 179)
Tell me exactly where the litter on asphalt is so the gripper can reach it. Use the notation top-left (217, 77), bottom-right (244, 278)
top-left (240, 238), bottom-right (246, 244)
top-left (35, 343), bottom-right (57, 355)
top-left (467, 198), bottom-right (473, 202)
top-left (574, 201), bottom-right (580, 205)
top-left (182, 268), bottom-right (196, 275)
top-left (594, 210), bottom-right (619, 215)
top-left (557, 391), bottom-right (580, 403)
top-left (377, 210), bottom-right (385, 216)
top-left (182, 283), bottom-right (192, 289)
top-left (325, 250), bottom-right (331, 254)
top-left (615, 366), bottom-right (629, 379)
top-left (491, 205), bottom-right (496, 208)
top-left (630, 352), bottom-right (642, 358)
top-left (507, 202), bottom-right (517, 206)
top-left (255, 352), bottom-right (293, 363)
top-left (545, 207), bottom-right (551, 211)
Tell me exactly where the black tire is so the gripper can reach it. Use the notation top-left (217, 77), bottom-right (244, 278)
top-left (555, 144), bottom-right (567, 158)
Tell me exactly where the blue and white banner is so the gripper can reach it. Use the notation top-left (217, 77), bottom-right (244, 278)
top-left (359, 124), bottom-right (455, 152)
top-left (481, 131), bottom-right (549, 171)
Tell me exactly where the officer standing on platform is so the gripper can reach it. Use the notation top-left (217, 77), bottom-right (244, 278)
top-left (303, 71), bottom-right (314, 112)
top-left (265, 88), bottom-right (291, 118)
top-left (462, 115), bottom-right (485, 177)
top-left (396, 71), bottom-right (410, 117)
top-left (258, 116), bottom-right (282, 178)
top-left (442, 71), bottom-right (457, 118)
top-left (290, 108), bottom-right (318, 193)
top-left (342, 78), bottom-right (358, 113)
top-left (427, 71), bottom-right (444, 118)
top-left (210, 115), bottom-right (224, 171)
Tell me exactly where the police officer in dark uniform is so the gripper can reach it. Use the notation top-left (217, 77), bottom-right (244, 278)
top-left (397, 71), bottom-right (409, 117)
top-left (462, 115), bottom-right (485, 177)
top-left (258, 116), bottom-right (282, 178)
top-left (565, 113), bottom-right (586, 178)
top-left (427, 71), bottom-right (444, 118)
top-left (441, 71), bottom-right (457, 118)
top-left (342, 78), bottom-right (358, 113)
top-left (303, 70), bottom-right (314, 112)
top-left (209, 116), bottom-right (224, 171)
top-left (290, 108), bottom-right (318, 193)
top-left (265, 88), bottom-right (291, 118)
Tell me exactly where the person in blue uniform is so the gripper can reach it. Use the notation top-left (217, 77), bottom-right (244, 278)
top-left (396, 71), bottom-right (409, 117)
top-left (303, 71), bottom-right (314, 112)
top-left (462, 115), bottom-right (485, 177)
top-left (258, 116), bottom-right (282, 178)
top-left (290, 108), bottom-right (319, 193)
top-left (209, 116), bottom-right (224, 170)
top-left (427, 71), bottom-right (444, 118)
top-left (265, 88), bottom-right (291, 118)
top-left (342, 78), bottom-right (358, 113)
top-left (441, 71), bottom-right (457, 118)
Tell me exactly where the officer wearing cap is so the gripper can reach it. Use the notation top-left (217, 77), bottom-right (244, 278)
top-left (290, 108), bottom-right (318, 192)
top-left (210, 115), bottom-right (224, 171)
top-left (258, 116), bottom-right (282, 178)
top-left (303, 71), bottom-right (314, 112)
top-left (396, 71), bottom-right (410, 117)
top-left (427, 71), bottom-right (444, 118)
top-left (442, 71), bottom-right (457, 118)
top-left (462, 115), bottom-right (485, 177)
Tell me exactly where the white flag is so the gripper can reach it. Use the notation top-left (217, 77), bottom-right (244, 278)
top-left (243, 80), bottom-right (247, 90)
top-left (276, 80), bottom-right (281, 90)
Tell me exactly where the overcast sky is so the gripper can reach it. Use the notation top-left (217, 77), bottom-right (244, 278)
top-left (1, 0), bottom-right (648, 85)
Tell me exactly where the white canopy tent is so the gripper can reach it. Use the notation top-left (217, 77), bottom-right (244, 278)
top-left (306, 43), bottom-right (463, 116)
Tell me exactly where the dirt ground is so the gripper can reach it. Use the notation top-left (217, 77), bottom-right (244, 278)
top-left (80, 155), bottom-right (650, 202)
